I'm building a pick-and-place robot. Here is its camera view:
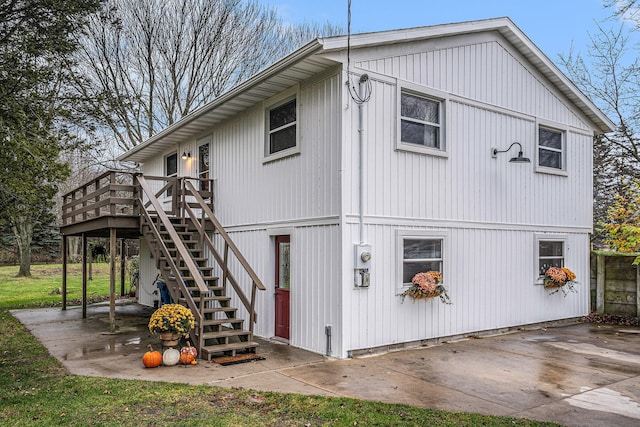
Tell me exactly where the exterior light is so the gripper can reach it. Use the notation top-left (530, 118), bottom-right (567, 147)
top-left (181, 151), bottom-right (191, 160)
top-left (491, 142), bottom-right (530, 163)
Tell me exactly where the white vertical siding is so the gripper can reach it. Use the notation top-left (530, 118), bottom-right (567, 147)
top-left (138, 238), bottom-right (160, 308)
top-left (342, 223), bottom-right (590, 353)
top-left (210, 225), bottom-right (342, 357)
top-left (343, 81), bottom-right (593, 229)
top-left (136, 71), bottom-right (344, 357)
top-left (339, 31), bottom-right (596, 356)
top-left (355, 34), bottom-right (589, 130)
top-left (210, 72), bottom-right (342, 226)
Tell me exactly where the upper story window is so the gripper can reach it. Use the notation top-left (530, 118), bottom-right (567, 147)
top-left (165, 152), bottom-right (177, 177)
top-left (198, 142), bottom-right (210, 191)
top-left (396, 82), bottom-right (448, 157)
top-left (401, 92), bottom-right (442, 149)
top-left (267, 97), bottom-right (297, 156)
top-left (538, 126), bottom-right (565, 170)
top-left (165, 152), bottom-right (177, 196)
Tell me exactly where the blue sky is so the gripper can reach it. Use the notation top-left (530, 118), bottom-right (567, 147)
top-left (260, 0), bottom-right (630, 64)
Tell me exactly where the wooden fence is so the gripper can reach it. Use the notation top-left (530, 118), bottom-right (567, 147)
top-left (590, 251), bottom-right (640, 316)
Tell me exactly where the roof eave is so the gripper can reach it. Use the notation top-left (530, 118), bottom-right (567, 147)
top-left (118, 39), bottom-right (325, 162)
top-left (321, 17), bottom-right (615, 134)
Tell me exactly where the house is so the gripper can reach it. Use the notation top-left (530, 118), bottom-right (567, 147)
top-left (61, 17), bottom-right (614, 360)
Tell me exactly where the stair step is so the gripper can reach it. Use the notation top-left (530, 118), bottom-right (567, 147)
top-left (178, 295), bottom-right (230, 304)
top-left (180, 267), bottom-right (214, 276)
top-left (202, 306), bottom-right (237, 314)
top-left (160, 238), bottom-right (198, 246)
top-left (201, 329), bottom-right (250, 340)
top-left (160, 255), bottom-right (208, 263)
top-left (184, 283), bottom-right (221, 291)
top-left (199, 318), bottom-right (244, 327)
top-left (160, 224), bottom-right (188, 231)
top-left (202, 341), bottom-right (259, 358)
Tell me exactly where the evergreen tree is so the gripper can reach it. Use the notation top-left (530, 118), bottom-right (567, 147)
top-left (0, 0), bottom-right (102, 276)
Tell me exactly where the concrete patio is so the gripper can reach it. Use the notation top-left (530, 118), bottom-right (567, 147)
top-left (11, 301), bottom-right (640, 427)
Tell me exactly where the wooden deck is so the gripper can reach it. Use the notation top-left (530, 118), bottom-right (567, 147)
top-left (60, 170), bottom-right (141, 238)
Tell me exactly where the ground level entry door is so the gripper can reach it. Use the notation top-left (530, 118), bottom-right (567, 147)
top-left (274, 235), bottom-right (290, 340)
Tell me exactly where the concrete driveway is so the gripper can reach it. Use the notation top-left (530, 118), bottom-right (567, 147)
top-left (11, 301), bottom-right (640, 427)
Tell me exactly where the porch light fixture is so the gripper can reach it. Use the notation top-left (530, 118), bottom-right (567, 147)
top-left (181, 151), bottom-right (191, 160)
top-left (491, 142), bottom-right (530, 163)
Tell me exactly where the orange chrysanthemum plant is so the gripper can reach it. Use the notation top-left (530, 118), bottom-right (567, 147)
top-left (543, 267), bottom-right (577, 296)
top-left (401, 271), bottom-right (451, 304)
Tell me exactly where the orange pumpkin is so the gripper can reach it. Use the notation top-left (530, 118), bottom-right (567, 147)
top-left (180, 341), bottom-right (198, 364)
top-left (142, 344), bottom-right (162, 368)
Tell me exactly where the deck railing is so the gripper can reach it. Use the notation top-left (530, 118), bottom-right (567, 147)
top-left (61, 171), bottom-right (139, 226)
top-left (61, 172), bottom-right (214, 227)
top-left (182, 180), bottom-right (266, 333)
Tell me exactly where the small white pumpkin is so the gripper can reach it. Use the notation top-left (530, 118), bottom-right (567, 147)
top-left (162, 348), bottom-right (180, 366)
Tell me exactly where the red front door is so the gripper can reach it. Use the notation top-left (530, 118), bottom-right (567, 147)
top-left (274, 235), bottom-right (290, 340)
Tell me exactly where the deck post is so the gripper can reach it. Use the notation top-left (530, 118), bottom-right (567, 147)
top-left (62, 235), bottom-right (67, 311)
top-left (82, 233), bottom-right (88, 319)
top-left (109, 228), bottom-right (117, 332)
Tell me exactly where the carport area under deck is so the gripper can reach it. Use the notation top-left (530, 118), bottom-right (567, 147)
top-left (59, 215), bottom-right (141, 324)
top-left (59, 169), bottom-right (145, 322)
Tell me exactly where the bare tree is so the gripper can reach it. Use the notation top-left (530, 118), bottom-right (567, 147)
top-left (559, 17), bottom-right (640, 243)
top-left (74, 0), bottom-right (342, 154)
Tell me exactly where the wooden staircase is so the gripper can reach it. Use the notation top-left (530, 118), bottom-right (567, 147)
top-left (137, 176), bottom-right (264, 360)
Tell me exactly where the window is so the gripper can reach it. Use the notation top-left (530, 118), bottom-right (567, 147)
top-left (267, 98), bottom-right (297, 156)
top-left (396, 82), bottom-right (448, 157)
top-left (538, 240), bottom-right (564, 277)
top-left (402, 238), bottom-right (443, 285)
top-left (165, 152), bottom-right (177, 196)
top-left (400, 91), bottom-right (443, 149)
top-left (198, 142), bottom-right (210, 191)
top-left (538, 127), bottom-right (564, 170)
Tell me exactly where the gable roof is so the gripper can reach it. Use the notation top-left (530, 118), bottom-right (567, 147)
top-left (120, 17), bottom-right (614, 163)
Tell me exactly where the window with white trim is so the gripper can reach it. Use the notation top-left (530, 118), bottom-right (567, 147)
top-left (538, 240), bottom-right (564, 277)
top-left (402, 238), bottom-right (443, 285)
top-left (266, 97), bottom-right (297, 156)
top-left (400, 90), bottom-right (443, 150)
top-left (534, 234), bottom-right (568, 283)
top-left (165, 152), bottom-right (177, 196)
top-left (538, 126), bottom-right (564, 170)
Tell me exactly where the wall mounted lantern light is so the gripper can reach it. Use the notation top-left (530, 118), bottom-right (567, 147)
top-left (491, 142), bottom-right (530, 163)
top-left (181, 151), bottom-right (191, 160)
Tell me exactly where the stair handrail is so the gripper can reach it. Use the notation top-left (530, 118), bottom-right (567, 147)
top-left (183, 180), bottom-right (265, 325)
top-left (136, 176), bottom-right (210, 298)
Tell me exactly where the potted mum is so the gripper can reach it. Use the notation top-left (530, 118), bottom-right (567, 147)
top-left (401, 271), bottom-right (451, 304)
top-left (543, 267), bottom-right (577, 296)
top-left (148, 304), bottom-right (195, 346)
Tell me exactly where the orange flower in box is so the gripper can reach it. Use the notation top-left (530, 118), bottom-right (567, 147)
top-left (401, 271), bottom-right (451, 304)
top-left (543, 267), bottom-right (577, 296)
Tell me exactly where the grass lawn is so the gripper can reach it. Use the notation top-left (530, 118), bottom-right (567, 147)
top-left (0, 263), bottom-right (114, 310)
top-left (0, 264), bottom-right (562, 426)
